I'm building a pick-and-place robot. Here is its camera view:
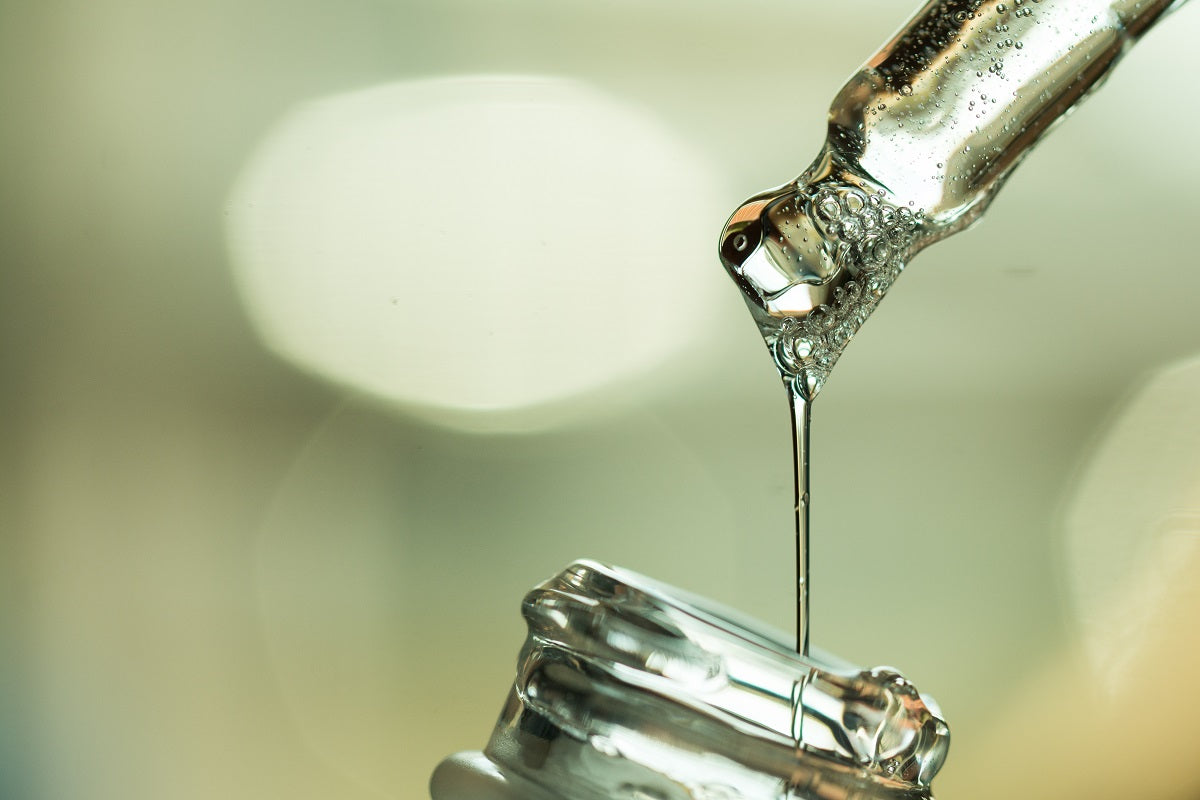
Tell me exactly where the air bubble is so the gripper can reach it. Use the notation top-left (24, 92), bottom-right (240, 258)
top-left (898, 84), bottom-right (914, 97)
top-left (732, 234), bottom-right (748, 251)
top-left (839, 216), bottom-right (865, 242)
top-left (859, 205), bottom-right (882, 231)
top-left (814, 192), bottom-right (841, 223)
top-left (863, 236), bottom-right (894, 268)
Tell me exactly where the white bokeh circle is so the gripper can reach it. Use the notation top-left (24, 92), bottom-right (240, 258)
top-left (227, 75), bottom-right (730, 431)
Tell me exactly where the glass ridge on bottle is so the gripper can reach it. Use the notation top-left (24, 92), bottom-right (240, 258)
top-left (431, 561), bottom-right (949, 800)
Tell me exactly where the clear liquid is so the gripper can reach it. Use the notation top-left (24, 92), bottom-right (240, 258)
top-left (790, 391), bottom-right (811, 657)
top-left (433, 2), bottom-right (1189, 798)
top-left (719, 0), bottom-right (1180, 658)
top-left (723, 164), bottom-right (918, 656)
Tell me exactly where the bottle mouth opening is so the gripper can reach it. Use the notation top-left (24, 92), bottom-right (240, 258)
top-left (475, 560), bottom-right (949, 800)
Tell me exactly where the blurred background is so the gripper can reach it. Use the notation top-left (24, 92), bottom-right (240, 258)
top-left (3, 1), bottom-right (1200, 799)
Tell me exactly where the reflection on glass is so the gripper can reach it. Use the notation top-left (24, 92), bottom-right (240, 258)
top-left (433, 561), bottom-right (948, 800)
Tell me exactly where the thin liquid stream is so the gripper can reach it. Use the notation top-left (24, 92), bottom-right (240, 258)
top-left (789, 388), bottom-right (811, 656)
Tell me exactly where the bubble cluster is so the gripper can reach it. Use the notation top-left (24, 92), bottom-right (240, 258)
top-left (810, 186), bottom-right (917, 267)
top-left (772, 182), bottom-right (918, 396)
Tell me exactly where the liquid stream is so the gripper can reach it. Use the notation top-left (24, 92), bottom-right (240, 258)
top-left (718, 0), bottom-right (1183, 655)
top-left (431, 2), bottom-right (1189, 797)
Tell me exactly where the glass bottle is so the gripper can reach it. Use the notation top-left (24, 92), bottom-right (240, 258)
top-left (430, 561), bottom-right (949, 800)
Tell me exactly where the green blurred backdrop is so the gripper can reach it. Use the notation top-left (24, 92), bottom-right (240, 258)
top-left (3, 2), bottom-right (1199, 799)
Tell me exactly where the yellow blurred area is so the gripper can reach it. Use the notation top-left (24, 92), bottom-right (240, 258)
top-left (2, 2), bottom-right (1199, 800)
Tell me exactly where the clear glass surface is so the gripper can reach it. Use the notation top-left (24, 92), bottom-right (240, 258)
top-left (720, 0), bottom-right (1183, 399)
top-left (432, 561), bottom-right (949, 800)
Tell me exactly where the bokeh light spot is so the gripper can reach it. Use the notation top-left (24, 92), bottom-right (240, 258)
top-left (227, 75), bottom-right (729, 431)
